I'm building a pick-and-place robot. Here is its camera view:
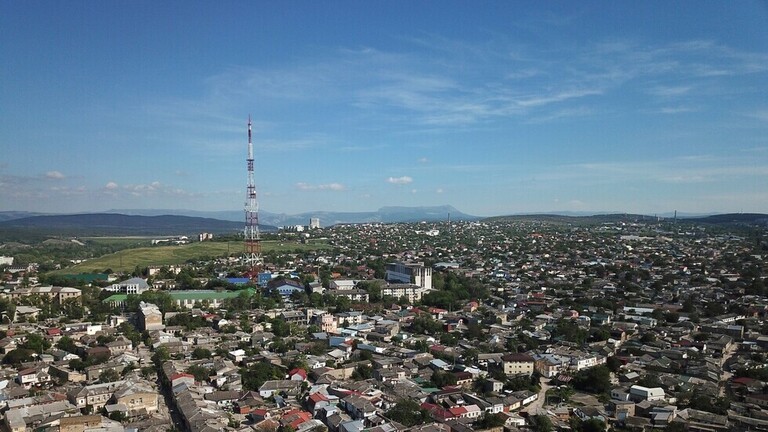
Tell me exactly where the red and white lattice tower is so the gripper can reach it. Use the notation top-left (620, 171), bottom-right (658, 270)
top-left (243, 116), bottom-right (261, 272)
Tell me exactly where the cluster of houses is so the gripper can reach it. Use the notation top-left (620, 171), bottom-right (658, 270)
top-left (0, 217), bottom-right (767, 432)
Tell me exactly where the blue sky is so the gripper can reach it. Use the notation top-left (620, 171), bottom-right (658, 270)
top-left (2, 1), bottom-right (768, 217)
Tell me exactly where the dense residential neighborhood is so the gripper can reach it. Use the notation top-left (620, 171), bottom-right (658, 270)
top-left (0, 216), bottom-right (767, 432)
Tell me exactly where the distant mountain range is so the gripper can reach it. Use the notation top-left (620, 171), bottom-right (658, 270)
top-left (102, 205), bottom-right (476, 226)
top-left (693, 213), bottom-right (768, 225)
top-left (0, 211), bottom-right (49, 223)
top-left (0, 213), bottom-right (249, 237)
top-left (489, 212), bottom-right (768, 226)
top-left (0, 205), bottom-right (476, 237)
top-left (0, 208), bottom-right (766, 238)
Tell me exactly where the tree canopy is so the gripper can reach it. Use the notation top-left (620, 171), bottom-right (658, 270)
top-left (572, 365), bottom-right (612, 394)
top-left (385, 399), bottom-right (430, 427)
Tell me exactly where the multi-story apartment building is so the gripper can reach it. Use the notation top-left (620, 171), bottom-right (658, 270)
top-left (138, 302), bottom-right (164, 331)
top-left (385, 262), bottom-right (432, 290)
top-left (381, 283), bottom-right (428, 303)
top-left (501, 353), bottom-right (535, 376)
top-left (5, 286), bottom-right (81, 305)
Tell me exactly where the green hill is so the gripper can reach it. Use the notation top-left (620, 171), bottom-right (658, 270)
top-left (49, 239), bottom-right (329, 274)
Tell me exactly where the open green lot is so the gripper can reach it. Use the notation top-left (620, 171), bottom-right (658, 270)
top-left (50, 239), bottom-right (330, 274)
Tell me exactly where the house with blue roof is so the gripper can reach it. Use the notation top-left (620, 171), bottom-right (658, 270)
top-left (225, 277), bottom-right (251, 285)
top-left (266, 279), bottom-right (305, 297)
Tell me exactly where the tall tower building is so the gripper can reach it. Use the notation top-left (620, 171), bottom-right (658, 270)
top-left (309, 217), bottom-right (320, 229)
top-left (243, 116), bottom-right (261, 272)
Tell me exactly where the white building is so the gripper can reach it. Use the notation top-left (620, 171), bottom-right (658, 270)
top-left (385, 262), bottom-right (432, 290)
top-left (310, 218), bottom-right (320, 229)
top-left (570, 354), bottom-right (605, 371)
top-left (330, 279), bottom-right (360, 290)
top-left (629, 385), bottom-right (666, 402)
top-left (105, 277), bottom-right (150, 295)
top-left (0, 256), bottom-right (14, 266)
top-left (381, 283), bottom-right (429, 303)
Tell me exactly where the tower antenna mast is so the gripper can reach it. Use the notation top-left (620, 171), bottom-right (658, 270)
top-left (243, 116), bottom-right (261, 273)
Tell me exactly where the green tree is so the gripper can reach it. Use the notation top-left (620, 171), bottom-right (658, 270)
top-left (529, 415), bottom-right (553, 432)
top-left (117, 322), bottom-right (143, 347)
top-left (99, 369), bottom-right (121, 383)
top-left (605, 356), bottom-right (622, 372)
top-left (385, 399), bottom-right (430, 427)
top-left (152, 346), bottom-right (170, 366)
top-left (358, 281), bottom-right (382, 303)
top-left (192, 347), bottom-right (212, 359)
top-left (582, 418), bottom-right (606, 432)
top-left (187, 365), bottom-right (213, 382)
top-left (56, 336), bottom-right (78, 354)
top-left (271, 318), bottom-right (291, 337)
top-left (240, 362), bottom-right (282, 391)
top-left (21, 333), bottom-right (50, 353)
top-left (572, 366), bottom-right (611, 394)
top-left (352, 364), bottom-right (373, 380)
top-left (2, 349), bottom-right (35, 365)
top-left (431, 370), bottom-right (458, 388)
top-left (476, 413), bottom-right (506, 429)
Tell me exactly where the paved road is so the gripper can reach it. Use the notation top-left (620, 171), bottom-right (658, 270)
top-left (718, 343), bottom-right (739, 397)
top-left (522, 377), bottom-right (552, 414)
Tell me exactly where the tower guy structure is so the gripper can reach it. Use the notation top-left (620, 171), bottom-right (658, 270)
top-left (243, 116), bottom-right (261, 273)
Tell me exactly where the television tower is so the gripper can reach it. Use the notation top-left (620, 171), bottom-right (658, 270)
top-left (243, 116), bottom-right (261, 273)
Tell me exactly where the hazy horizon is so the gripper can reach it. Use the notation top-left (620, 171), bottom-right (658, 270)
top-left (0, 206), bottom-right (749, 221)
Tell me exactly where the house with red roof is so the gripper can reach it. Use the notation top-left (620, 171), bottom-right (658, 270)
top-left (428, 307), bottom-right (447, 319)
top-left (308, 391), bottom-right (329, 411)
top-left (448, 404), bottom-right (482, 419)
top-left (281, 409), bottom-right (313, 429)
top-left (170, 372), bottom-right (196, 388)
top-left (289, 368), bottom-right (308, 381)
top-left (420, 402), bottom-right (454, 422)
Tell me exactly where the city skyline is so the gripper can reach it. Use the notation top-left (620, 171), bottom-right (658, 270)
top-left (2, 2), bottom-right (768, 217)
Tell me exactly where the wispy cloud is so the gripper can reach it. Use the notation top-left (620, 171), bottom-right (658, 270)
top-left (656, 106), bottom-right (699, 114)
top-left (45, 170), bottom-right (66, 180)
top-left (49, 185), bottom-right (87, 196)
top-left (574, 155), bottom-right (768, 184)
top-left (139, 35), bottom-right (768, 139)
top-left (526, 106), bottom-right (593, 123)
top-left (387, 176), bottom-right (413, 185)
top-left (516, 89), bottom-right (602, 108)
top-left (748, 110), bottom-right (768, 122)
top-left (295, 182), bottom-right (346, 191)
top-left (648, 85), bottom-right (692, 97)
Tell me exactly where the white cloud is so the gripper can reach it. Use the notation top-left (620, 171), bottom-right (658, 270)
top-left (105, 181), bottom-right (119, 190)
top-left (387, 176), bottom-right (413, 185)
top-left (45, 171), bottom-right (65, 180)
top-left (648, 85), bottom-right (692, 97)
top-left (436, 188), bottom-right (444, 194)
top-left (516, 89), bottom-right (603, 108)
top-left (418, 157), bottom-right (429, 163)
top-left (296, 182), bottom-right (346, 191)
top-left (573, 155), bottom-right (768, 185)
top-left (748, 110), bottom-right (768, 122)
top-left (657, 106), bottom-right (698, 114)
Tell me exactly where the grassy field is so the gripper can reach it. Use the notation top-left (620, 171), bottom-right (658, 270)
top-left (51, 239), bottom-right (331, 274)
